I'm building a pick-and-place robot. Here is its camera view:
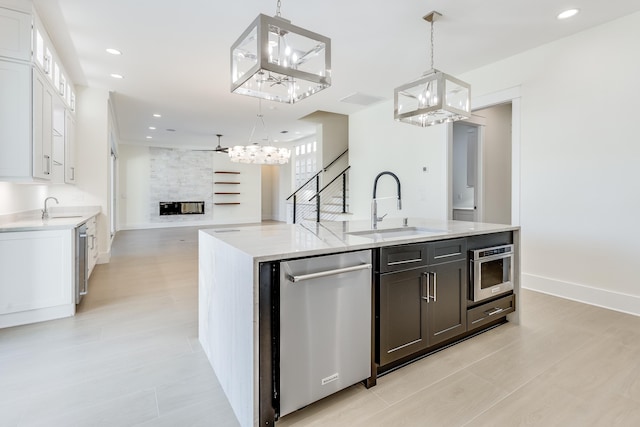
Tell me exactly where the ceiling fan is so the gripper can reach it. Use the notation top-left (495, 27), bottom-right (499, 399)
top-left (195, 134), bottom-right (229, 153)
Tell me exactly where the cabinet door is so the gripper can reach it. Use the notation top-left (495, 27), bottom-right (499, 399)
top-left (0, 7), bottom-right (31, 62)
top-left (65, 110), bottom-right (76, 183)
top-left (32, 70), bottom-right (53, 180)
top-left (378, 267), bottom-right (429, 366)
top-left (426, 259), bottom-right (467, 346)
top-left (0, 60), bottom-right (30, 178)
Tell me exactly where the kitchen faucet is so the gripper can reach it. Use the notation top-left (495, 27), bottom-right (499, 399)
top-left (42, 197), bottom-right (59, 220)
top-left (371, 171), bottom-right (402, 229)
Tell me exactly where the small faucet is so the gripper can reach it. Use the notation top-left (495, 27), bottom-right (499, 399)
top-left (42, 197), bottom-right (59, 220)
top-left (372, 171), bottom-right (402, 229)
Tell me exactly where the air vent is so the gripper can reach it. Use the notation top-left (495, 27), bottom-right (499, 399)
top-left (340, 92), bottom-right (386, 106)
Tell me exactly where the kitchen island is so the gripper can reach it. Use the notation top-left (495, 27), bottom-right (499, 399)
top-left (198, 218), bottom-right (520, 427)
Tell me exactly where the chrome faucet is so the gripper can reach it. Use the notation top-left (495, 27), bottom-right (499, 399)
top-left (42, 197), bottom-right (59, 220)
top-left (372, 171), bottom-right (402, 229)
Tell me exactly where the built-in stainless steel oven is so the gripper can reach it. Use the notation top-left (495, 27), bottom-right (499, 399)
top-left (470, 244), bottom-right (513, 302)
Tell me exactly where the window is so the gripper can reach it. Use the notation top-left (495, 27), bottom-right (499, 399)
top-left (293, 140), bottom-right (317, 189)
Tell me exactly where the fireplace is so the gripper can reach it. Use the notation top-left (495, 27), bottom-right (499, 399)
top-left (159, 201), bottom-right (205, 215)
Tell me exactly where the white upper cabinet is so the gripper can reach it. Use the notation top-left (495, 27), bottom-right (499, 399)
top-left (0, 4), bottom-right (76, 182)
top-left (0, 7), bottom-right (31, 62)
top-left (0, 60), bottom-right (31, 178)
top-left (32, 69), bottom-right (54, 180)
top-left (64, 109), bottom-right (76, 183)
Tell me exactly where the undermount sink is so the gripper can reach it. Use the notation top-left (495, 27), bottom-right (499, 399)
top-left (347, 226), bottom-right (447, 240)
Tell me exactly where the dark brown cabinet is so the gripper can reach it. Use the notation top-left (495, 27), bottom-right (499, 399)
top-left (378, 266), bottom-right (429, 365)
top-left (376, 238), bottom-right (468, 367)
top-left (425, 259), bottom-right (467, 346)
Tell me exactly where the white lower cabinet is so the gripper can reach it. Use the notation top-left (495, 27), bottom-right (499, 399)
top-left (0, 229), bottom-right (75, 328)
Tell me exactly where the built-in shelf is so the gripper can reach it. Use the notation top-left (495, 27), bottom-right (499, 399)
top-left (214, 172), bottom-right (241, 201)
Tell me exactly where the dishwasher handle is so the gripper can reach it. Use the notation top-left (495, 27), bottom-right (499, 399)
top-left (286, 263), bottom-right (372, 283)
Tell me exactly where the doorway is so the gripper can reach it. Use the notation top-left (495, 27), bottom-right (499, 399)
top-left (449, 102), bottom-right (513, 225)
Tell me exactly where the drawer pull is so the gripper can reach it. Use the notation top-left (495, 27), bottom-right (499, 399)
top-left (434, 252), bottom-right (461, 260)
top-left (388, 258), bottom-right (422, 266)
top-left (485, 307), bottom-right (504, 316)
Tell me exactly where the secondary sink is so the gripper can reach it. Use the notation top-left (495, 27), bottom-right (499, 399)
top-left (347, 226), bottom-right (447, 240)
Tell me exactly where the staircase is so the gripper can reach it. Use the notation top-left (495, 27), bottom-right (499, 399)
top-left (287, 150), bottom-right (351, 224)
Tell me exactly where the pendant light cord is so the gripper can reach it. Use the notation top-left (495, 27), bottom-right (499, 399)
top-left (276, 0), bottom-right (282, 17)
top-left (430, 19), bottom-right (435, 70)
top-left (249, 99), bottom-right (270, 145)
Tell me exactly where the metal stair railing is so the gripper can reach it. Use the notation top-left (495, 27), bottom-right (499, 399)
top-left (308, 166), bottom-right (351, 223)
top-left (286, 149), bottom-right (348, 224)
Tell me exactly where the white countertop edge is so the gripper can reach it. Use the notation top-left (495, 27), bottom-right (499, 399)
top-left (200, 219), bottom-right (520, 263)
top-left (0, 206), bottom-right (102, 232)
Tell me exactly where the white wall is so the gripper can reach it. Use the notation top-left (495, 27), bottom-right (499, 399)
top-left (457, 12), bottom-right (640, 314)
top-left (349, 101), bottom-right (448, 222)
top-left (0, 182), bottom-right (48, 214)
top-left (477, 103), bottom-right (511, 224)
top-left (118, 143), bottom-right (262, 229)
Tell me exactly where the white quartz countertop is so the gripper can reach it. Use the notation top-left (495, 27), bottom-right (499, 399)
top-left (0, 206), bottom-right (101, 232)
top-left (200, 218), bottom-right (519, 262)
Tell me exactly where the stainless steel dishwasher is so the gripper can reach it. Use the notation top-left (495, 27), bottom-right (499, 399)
top-left (279, 250), bottom-right (372, 417)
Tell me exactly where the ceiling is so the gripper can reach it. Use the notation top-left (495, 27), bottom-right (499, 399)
top-left (33, 0), bottom-right (640, 150)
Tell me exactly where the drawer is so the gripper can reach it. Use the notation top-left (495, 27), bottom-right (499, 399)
top-left (427, 238), bottom-right (467, 265)
top-left (378, 243), bottom-right (428, 273)
top-left (467, 293), bottom-right (515, 331)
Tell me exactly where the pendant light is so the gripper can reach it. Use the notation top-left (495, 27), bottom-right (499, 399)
top-left (394, 11), bottom-right (471, 127)
top-left (230, 0), bottom-right (331, 104)
top-left (228, 100), bottom-right (291, 165)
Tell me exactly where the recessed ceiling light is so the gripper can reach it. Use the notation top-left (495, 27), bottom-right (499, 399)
top-left (146, 136), bottom-right (152, 139)
top-left (557, 9), bottom-right (579, 20)
top-left (106, 48), bottom-right (122, 55)
top-left (148, 126), bottom-right (156, 130)
top-left (110, 73), bottom-right (124, 79)
top-left (166, 128), bottom-right (176, 132)
top-left (153, 114), bottom-right (162, 118)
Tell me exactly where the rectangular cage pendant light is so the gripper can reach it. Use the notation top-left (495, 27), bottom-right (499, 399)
top-left (231, 14), bottom-right (331, 104)
top-left (394, 69), bottom-right (470, 126)
top-left (394, 11), bottom-right (471, 127)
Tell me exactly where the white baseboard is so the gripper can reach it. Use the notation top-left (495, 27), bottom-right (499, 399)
top-left (522, 273), bottom-right (640, 317)
top-left (0, 304), bottom-right (75, 329)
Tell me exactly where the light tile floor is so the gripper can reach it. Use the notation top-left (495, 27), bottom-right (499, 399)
top-left (1, 226), bottom-right (639, 426)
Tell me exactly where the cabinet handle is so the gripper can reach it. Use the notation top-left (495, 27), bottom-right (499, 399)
top-left (432, 272), bottom-right (437, 303)
top-left (44, 56), bottom-right (51, 74)
top-left (44, 155), bottom-right (51, 175)
top-left (421, 272), bottom-right (429, 302)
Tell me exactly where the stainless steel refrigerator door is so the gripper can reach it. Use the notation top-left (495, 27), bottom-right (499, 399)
top-left (279, 250), bottom-right (372, 417)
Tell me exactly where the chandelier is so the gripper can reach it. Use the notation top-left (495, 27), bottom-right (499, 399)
top-left (228, 100), bottom-right (291, 165)
top-left (394, 12), bottom-right (471, 127)
top-left (230, 0), bottom-right (331, 104)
